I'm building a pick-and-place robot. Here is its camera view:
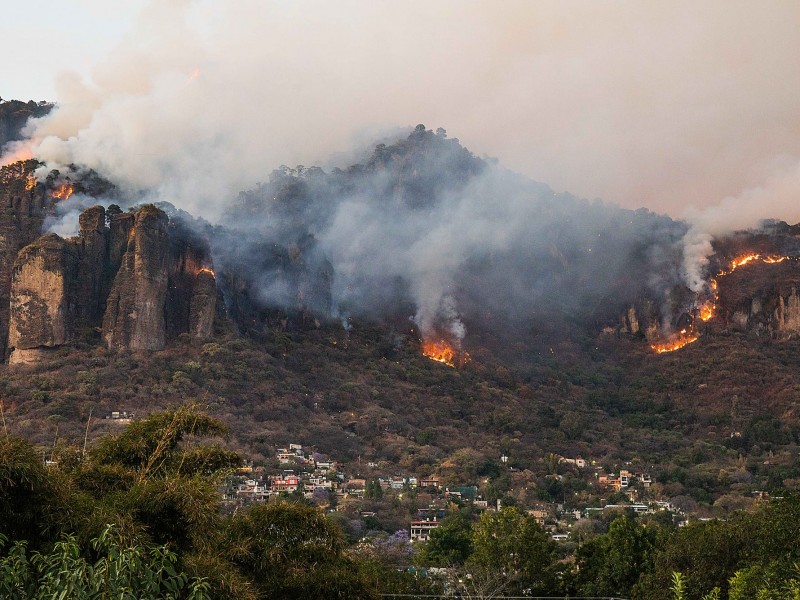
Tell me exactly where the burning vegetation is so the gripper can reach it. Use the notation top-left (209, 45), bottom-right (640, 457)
top-left (652, 253), bottom-right (795, 354)
top-left (421, 339), bottom-right (470, 368)
top-left (51, 183), bottom-right (74, 200)
top-left (650, 329), bottom-right (699, 354)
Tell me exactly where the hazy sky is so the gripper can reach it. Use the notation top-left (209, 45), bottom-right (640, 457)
top-left (2, 0), bottom-right (800, 219)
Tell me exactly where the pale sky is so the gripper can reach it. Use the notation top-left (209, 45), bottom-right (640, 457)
top-left (2, 0), bottom-right (800, 220)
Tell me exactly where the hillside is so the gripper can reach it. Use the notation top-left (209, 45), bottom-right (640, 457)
top-left (1, 120), bottom-right (800, 521)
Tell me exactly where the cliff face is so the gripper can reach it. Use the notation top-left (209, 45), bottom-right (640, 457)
top-left (0, 195), bottom-right (218, 362)
top-left (102, 205), bottom-right (170, 351)
top-left (0, 161), bottom-right (54, 357)
top-left (8, 234), bottom-right (77, 364)
top-left (715, 259), bottom-right (800, 338)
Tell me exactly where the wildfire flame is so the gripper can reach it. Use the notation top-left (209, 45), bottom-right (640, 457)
top-left (698, 302), bottom-right (714, 322)
top-left (198, 267), bottom-right (215, 277)
top-left (654, 252), bottom-right (794, 353)
top-left (422, 339), bottom-right (469, 367)
top-left (51, 183), bottom-right (74, 201)
top-left (651, 329), bottom-right (699, 354)
top-left (25, 176), bottom-right (36, 191)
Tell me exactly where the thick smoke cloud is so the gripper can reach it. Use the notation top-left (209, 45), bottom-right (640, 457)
top-left (3, 0), bottom-right (800, 222)
top-left (214, 129), bottom-right (685, 341)
top-left (2, 0), bottom-right (799, 333)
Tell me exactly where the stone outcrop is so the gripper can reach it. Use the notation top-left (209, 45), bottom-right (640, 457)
top-left (189, 269), bottom-right (217, 339)
top-left (0, 161), bottom-right (53, 356)
top-left (0, 196), bottom-right (219, 363)
top-left (619, 301), bottom-right (665, 342)
top-left (102, 205), bottom-right (170, 351)
top-left (774, 288), bottom-right (800, 334)
top-left (74, 205), bottom-right (109, 326)
top-left (709, 259), bottom-right (800, 338)
top-left (8, 234), bottom-right (77, 364)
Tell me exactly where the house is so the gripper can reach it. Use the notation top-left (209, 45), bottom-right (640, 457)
top-left (420, 475), bottom-right (440, 488)
top-left (236, 480), bottom-right (270, 501)
top-left (418, 507), bottom-right (447, 520)
top-left (410, 520), bottom-right (440, 542)
top-left (271, 474), bottom-right (300, 493)
top-left (528, 509), bottom-right (549, 525)
top-left (597, 474), bottom-right (622, 492)
top-left (309, 476), bottom-right (334, 491)
top-left (619, 470), bottom-right (631, 488)
top-left (560, 456), bottom-right (587, 469)
top-left (344, 479), bottom-right (366, 496)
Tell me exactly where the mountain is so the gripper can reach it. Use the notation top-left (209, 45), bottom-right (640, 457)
top-left (2, 119), bottom-right (800, 517)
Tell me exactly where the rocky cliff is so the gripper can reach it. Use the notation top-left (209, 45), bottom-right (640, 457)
top-left (716, 258), bottom-right (800, 337)
top-left (0, 161), bottom-right (55, 357)
top-left (102, 205), bottom-right (170, 351)
top-left (0, 189), bottom-right (219, 362)
top-left (8, 234), bottom-right (77, 364)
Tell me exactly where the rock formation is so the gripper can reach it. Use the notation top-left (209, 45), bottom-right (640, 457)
top-left (189, 269), bottom-right (217, 339)
top-left (0, 185), bottom-right (220, 362)
top-left (102, 205), bottom-right (170, 351)
top-left (0, 161), bottom-right (54, 357)
top-left (7, 234), bottom-right (77, 364)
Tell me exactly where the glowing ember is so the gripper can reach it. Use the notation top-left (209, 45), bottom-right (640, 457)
top-left (650, 329), bottom-right (699, 354)
top-left (51, 183), bottom-right (74, 200)
top-left (698, 302), bottom-right (714, 322)
top-left (198, 267), bottom-right (215, 277)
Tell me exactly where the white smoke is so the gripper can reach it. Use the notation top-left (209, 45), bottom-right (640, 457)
top-left (4, 0), bottom-right (800, 221)
top-left (681, 157), bottom-right (800, 291)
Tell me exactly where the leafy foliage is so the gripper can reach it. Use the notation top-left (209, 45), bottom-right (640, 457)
top-left (0, 525), bottom-right (210, 599)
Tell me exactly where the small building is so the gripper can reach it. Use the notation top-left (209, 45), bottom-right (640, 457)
top-left (420, 475), bottom-right (440, 488)
top-left (410, 520), bottom-right (439, 542)
top-left (271, 474), bottom-right (300, 493)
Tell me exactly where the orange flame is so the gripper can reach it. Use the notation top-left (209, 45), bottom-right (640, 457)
top-left (25, 176), bottom-right (36, 191)
top-left (198, 267), bottom-right (215, 277)
top-left (731, 254), bottom-right (759, 268)
top-left (694, 254), bottom-right (793, 325)
top-left (51, 183), bottom-right (74, 200)
top-left (651, 329), bottom-right (699, 354)
top-left (422, 340), bottom-right (456, 366)
top-left (698, 302), bottom-right (714, 322)
top-left (422, 339), bottom-right (470, 367)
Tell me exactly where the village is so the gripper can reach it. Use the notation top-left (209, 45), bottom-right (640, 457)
top-left (222, 443), bottom-right (700, 544)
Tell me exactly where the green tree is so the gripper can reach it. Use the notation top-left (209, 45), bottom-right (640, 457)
top-left (419, 512), bottom-right (473, 566)
top-left (466, 506), bottom-right (560, 596)
top-left (572, 514), bottom-right (656, 597)
top-left (0, 525), bottom-right (210, 599)
top-left (224, 500), bottom-right (378, 599)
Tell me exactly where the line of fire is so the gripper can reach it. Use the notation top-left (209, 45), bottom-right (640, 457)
top-left (651, 254), bottom-right (794, 354)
